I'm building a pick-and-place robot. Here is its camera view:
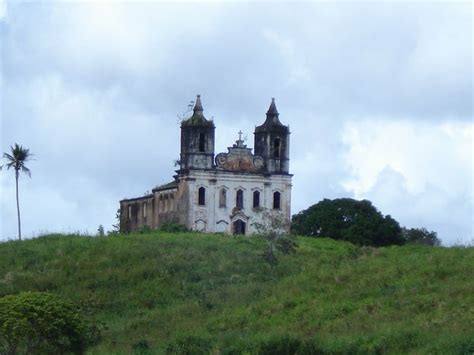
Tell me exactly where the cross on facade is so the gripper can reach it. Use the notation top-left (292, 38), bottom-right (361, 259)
top-left (238, 130), bottom-right (243, 141)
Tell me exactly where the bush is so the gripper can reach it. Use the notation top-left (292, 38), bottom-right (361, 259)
top-left (427, 335), bottom-right (474, 354)
top-left (165, 334), bottom-right (212, 354)
top-left (256, 335), bottom-right (302, 354)
top-left (255, 335), bottom-right (323, 355)
top-left (255, 210), bottom-right (298, 269)
top-left (138, 225), bottom-right (152, 234)
top-left (159, 223), bottom-right (189, 233)
top-left (402, 227), bottom-right (441, 246)
top-left (132, 339), bottom-right (152, 354)
top-left (0, 291), bottom-right (100, 354)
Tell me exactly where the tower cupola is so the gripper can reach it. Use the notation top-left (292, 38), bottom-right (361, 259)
top-left (179, 95), bottom-right (215, 171)
top-left (254, 98), bottom-right (290, 174)
top-left (181, 95), bottom-right (214, 127)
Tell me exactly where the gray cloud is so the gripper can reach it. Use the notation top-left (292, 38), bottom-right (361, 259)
top-left (364, 166), bottom-right (473, 245)
top-left (1, 1), bottom-right (472, 244)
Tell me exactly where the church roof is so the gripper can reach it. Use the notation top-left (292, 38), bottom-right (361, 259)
top-left (255, 98), bottom-right (288, 133)
top-left (152, 180), bottom-right (178, 192)
top-left (181, 95), bottom-right (215, 127)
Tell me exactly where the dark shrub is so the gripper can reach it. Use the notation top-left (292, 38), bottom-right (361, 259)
top-left (166, 334), bottom-right (212, 354)
top-left (0, 291), bottom-right (100, 354)
top-left (132, 339), bottom-right (152, 354)
top-left (256, 335), bottom-right (302, 355)
top-left (159, 223), bottom-right (190, 233)
top-left (402, 227), bottom-right (441, 246)
top-left (292, 198), bottom-right (404, 246)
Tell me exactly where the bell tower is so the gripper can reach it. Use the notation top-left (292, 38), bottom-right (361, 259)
top-left (254, 98), bottom-right (290, 174)
top-left (179, 95), bottom-right (215, 171)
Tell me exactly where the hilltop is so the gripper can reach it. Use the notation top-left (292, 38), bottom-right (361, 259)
top-left (1, 232), bottom-right (473, 354)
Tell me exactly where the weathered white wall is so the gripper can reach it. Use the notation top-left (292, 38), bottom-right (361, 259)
top-left (182, 170), bottom-right (292, 234)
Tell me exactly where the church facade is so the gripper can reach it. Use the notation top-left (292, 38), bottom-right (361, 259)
top-left (119, 95), bottom-right (292, 235)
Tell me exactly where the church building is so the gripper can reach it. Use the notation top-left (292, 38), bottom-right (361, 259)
top-left (119, 96), bottom-right (292, 235)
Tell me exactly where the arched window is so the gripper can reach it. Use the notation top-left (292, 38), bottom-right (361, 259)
top-left (198, 187), bottom-right (206, 206)
top-left (199, 133), bottom-right (206, 152)
top-left (143, 202), bottom-right (147, 218)
top-left (273, 137), bottom-right (281, 158)
top-left (253, 190), bottom-right (260, 208)
top-left (273, 191), bottom-right (281, 210)
top-left (236, 189), bottom-right (244, 209)
top-left (219, 188), bottom-right (227, 208)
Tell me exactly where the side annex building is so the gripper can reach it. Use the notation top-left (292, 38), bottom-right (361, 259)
top-left (119, 96), bottom-right (292, 235)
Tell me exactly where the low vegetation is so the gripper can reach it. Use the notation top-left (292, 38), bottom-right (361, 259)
top-left (0, 291), bottom-right (100, 354)
top-left (0, 232), bottom-right (473, 354)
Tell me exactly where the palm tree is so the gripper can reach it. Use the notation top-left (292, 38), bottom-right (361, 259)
top-left (1, 144), bottom-right (33, 241)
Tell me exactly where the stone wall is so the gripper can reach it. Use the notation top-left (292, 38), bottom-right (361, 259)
top-left (120, 185), bottom-right (182, 232)
top-left (119, 195), bottom-right (154, 233)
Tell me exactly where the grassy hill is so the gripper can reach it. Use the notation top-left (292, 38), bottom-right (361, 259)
top-left (1, 232), bottom-right (473, 354)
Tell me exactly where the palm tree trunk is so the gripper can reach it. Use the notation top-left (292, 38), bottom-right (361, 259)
top-left (15, 170), bottom-right (22, 241)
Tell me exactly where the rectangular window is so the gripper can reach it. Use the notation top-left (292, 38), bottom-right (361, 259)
top-left (128, 205), bottom-right (132, 219)
top-left (143, 203), bottom-right (147, 218)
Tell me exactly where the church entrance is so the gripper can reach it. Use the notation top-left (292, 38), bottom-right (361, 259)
top-left (233, 219), bottom-right (246, 235)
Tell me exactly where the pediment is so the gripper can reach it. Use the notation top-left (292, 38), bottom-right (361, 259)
top-left (215, 146), bottom-right (264, 172)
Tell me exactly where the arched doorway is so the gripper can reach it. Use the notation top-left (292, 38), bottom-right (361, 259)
top-left (233, 219), bottom-right (246, 235)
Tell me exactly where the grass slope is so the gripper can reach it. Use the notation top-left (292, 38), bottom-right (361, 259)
top-left (1, 232), bottom-right (473, 354)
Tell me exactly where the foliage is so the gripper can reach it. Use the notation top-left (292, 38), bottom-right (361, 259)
top-left (0, 291), bottom-right (100, 354)
top-left (138, 225), bottom-right (152, 234)
top-left (165, 334), bottom-right (212, 354)
top-left (159, 223), bottom-right (189, 233)
top-left (132, 339), bottom-right (152, 354)
top-left (0, 144), bottom-right (32, 177)
top-left (254, 210), bottom-right (298, 269)
top-left (255, 335), bottom-right (321, 355)
top-left (291, 198), bottom-right (405, 246)
top-left (97, 225), bottom-right (105, 236)
top-left (0, 143), bottom-right (33, 241)
top-left (0, 232), bottom-right (472, 353)
top-left (120, 216), bottom-right (131, 234)
top-left (402, 227), bottom-right (441, 246)
top-left (108, 209), bottom-right (121, 236)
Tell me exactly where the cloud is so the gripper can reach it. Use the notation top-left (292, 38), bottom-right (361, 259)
top-left (341, 119), bottom-right (473, 244)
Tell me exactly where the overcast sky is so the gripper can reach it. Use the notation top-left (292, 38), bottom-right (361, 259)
top-left (0, 1), bottom-right (472, 245)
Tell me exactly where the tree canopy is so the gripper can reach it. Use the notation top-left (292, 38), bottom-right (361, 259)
top-left (291, 198), bottom-right (405, 246)
top-left (402, 227), bottom-right (441, 246)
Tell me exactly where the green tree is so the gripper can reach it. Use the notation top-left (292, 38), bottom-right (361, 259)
top-left (0, 292), bottom-right (100, 354)
top-left (402, 227), bottom-right (441, 246)
top-left (291, 198), bottom-right (405, 247)
top-left (1, 144), bottom-right (33, 241)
